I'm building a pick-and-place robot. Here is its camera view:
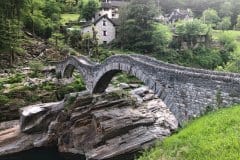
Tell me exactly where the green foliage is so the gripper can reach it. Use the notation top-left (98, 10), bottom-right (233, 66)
top-left (60, 13), bottom-right (80, 24)
top-left (6, 73), bottom-right (25, 84)
top-left (111, 73), bottom-right (143, 86)
top-left (56, 75), bottom-right (86, 100)
top-left (22, 0), bottom-right (62, 39)
top-left (219, 1), bottom-right (233, 18)
top-left (202, 8), bottom-right (220, 28)
top-left (138, 105), bottom-right (240, 160)
top-left (29, 60), bottom-right (44, 77)
top-left (0, 0), bottom-right (24, 65)
top-left (116, 0), bottom-right (166, 53)
top-left (43, 0), bottom-right (61, 21)
top-left (0, 95), bottom-right (10, 105)
top-left (68, 30), bottom-right (82, 48)
top-left (152, 23), bottom-right (173, 51)
top-left (217, 17), bottom-right (231, 30)
top-left (236, 15), bottom-right (240, 30)
top-left (218, 32), bottom-right (237, 52)
top-left (175, 19), bottom-right (209, 36)
top-left (193, 47), bottom-right (223, 69)
top-left (80, 0), bottom-right (99, 21)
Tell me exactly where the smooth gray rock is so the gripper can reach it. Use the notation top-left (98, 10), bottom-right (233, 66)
top-left (118, 83), bottom-right (130, 89)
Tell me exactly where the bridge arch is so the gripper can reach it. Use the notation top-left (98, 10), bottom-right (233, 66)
top-left (92, 62), bottom-right (157, 94)
top-left (56, 56), bottom-right (95, 91)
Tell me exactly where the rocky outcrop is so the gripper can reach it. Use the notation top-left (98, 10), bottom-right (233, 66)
top-left (0, 90), bottom-right (178, 160)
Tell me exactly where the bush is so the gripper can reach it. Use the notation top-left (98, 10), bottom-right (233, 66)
top-left (56, 75), bottom-right (86, 100)
top-left (218, 33), bottom-right (237, 52)
top-left (7, 73), bottom-right (24, 84)
top-left (29, 61), bottom-right (44, 78)
top-left (0, 95), bottom-right (10, 105)
top-left (193, 47), bottom-right (223, 69)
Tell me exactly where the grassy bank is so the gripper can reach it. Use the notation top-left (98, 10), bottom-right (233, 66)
top-left (138, 105), bottom-right (240, 160)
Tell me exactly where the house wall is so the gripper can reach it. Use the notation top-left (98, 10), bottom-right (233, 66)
top-left (95, 17), bottom-right (116, 44)
top-left (81, 25), bottom-right (93, 36)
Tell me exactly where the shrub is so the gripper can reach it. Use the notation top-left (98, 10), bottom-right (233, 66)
top-left (0, 95), bottom-right (10, 105)
top-left (29, 61), bottom-right (44, 78)
top-left (7, 73), bottom-right (24, 84)
top-left (56, 75), bottom-right (86, 100)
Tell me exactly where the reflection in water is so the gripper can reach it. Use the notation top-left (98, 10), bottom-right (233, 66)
top-left (0, 147), bottom-right (85, 160)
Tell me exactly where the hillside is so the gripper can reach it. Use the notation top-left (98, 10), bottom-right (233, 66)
top-left (138, 105), bottom-right (240, 160)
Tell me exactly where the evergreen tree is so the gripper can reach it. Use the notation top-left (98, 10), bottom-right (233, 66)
top-left (117, 0), bottom-right (162, 53)
top-left (0, 0), bottom-right (24, 65)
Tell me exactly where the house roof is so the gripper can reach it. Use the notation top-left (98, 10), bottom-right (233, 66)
top-left (94, 14), bottom-right (118, 26)
top-left (81, 14), bottom-right (118, 29)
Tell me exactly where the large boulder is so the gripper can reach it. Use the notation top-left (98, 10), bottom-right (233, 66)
top-left (0, 90), bottom-right (178, 160)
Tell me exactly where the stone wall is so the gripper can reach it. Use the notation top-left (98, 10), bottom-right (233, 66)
top-left (56, 54), bottom-right (240, 124)
top-left (95, 17), bottom-right (116, 44)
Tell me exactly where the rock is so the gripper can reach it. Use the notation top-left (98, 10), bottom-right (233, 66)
top-left (129, 83), bottom-right (140, 88)
top-left (143, 93), bottom-right (155, 101)
top-left (118, 83), bottom-right (130, 89)
top-left (131, 86), bottom-right (149, 97)
top-left (106, 86), bottom-right (121, 93)
top-left (3, 84), bottom-right (11, 88)
top-left (0, 91), bottom-right (178, 160)
top-left (19, 101), bottom-right (64, 133)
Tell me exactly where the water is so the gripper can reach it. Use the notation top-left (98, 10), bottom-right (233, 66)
top-left (0, 147), bottom-right (85, 160)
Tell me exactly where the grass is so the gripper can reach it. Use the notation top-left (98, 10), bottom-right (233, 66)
top-left (212, 30), bottom-right (240, 42)
top-left (138, 105), bottom-right (240, 160)
top-left (60, 13), bottom-right (80, 25)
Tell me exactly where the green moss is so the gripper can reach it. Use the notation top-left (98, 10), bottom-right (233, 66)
top-left (137, 105), bottom-right (240, 160)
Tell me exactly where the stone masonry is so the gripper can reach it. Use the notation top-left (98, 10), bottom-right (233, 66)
top-left (56, 54), bottom-right (240, 124)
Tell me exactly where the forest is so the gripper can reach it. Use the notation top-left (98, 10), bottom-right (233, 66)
top-left (0, 0), bottom-right (240, 72)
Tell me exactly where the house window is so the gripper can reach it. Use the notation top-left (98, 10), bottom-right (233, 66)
top-left (103, 31), bottom-right (107, 36)
top-left (103, 20), bottom-right (106, 26)
top-left (103, 41), bottom-right (107, 45)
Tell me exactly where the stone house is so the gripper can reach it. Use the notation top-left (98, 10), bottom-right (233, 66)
top-left (81, 15), bottom-right (117, 44)
top-left (81, 0), bottom-right (128, 44)
top-left (168, 9), bottom-right (193, 23)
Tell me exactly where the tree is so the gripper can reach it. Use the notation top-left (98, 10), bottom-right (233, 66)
top-left (23, 0), bottom-right (58, 39)
top-left (152, 24), bottom-right (172, 51)
top-left (219, 2), bottom-right (232, 18)
top-left (43, 0), bottom-right (61, 22)
top-left (0, 0), bottom-right (25, 66)
top-left (117, 0), bottom-right (167, 53)
top-left (217, 17), bottom-right (231, 30)
top-left (80, 0), bottom-right (99, 21)
top-left (236, 15), bottom-right (240, 30)
top-left (175, 19), bottom-right (210, 48)
top-left (202, 8), bottom-right (220, 28)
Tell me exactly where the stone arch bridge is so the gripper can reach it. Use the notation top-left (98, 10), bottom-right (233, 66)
top-left (56, 54), bottom-right (240, 123)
